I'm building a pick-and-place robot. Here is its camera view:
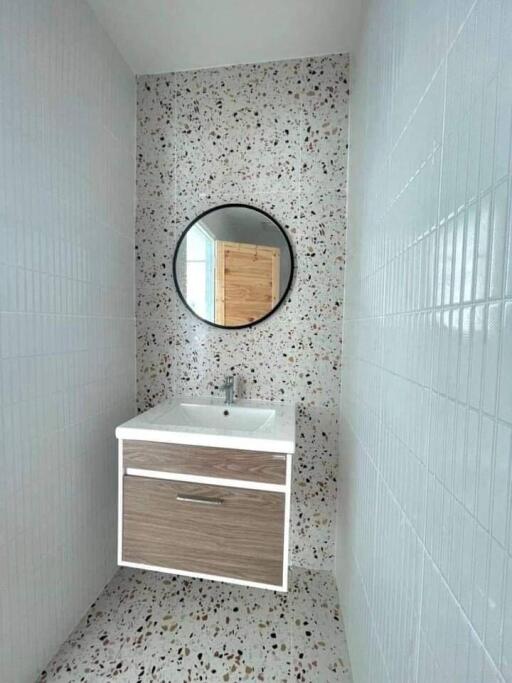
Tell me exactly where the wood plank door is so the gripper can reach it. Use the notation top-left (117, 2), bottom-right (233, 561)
top-left (215, 241), bottom-right (280, 326)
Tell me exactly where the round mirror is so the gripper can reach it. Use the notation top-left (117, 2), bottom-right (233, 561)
top-left (173, 204), bottom-right (294, 329)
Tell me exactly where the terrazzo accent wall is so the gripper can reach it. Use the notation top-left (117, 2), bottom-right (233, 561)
top-left (0, 2), bottom-right (136, 681)
top-left (338, 0), bottom-right (512, 681)
top-left (136, 54), bottom-right (349, 570)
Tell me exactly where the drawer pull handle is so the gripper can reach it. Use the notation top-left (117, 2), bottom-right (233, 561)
top-left (176, 495), bottom-right (224, 506)
top-left (272, 454), bottom-right (286, 460)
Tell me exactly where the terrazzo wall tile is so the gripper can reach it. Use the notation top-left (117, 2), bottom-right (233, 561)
top-left (135, 55), bottom-right (349, 570)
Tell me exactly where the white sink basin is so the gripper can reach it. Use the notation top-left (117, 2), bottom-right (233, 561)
top-left (116, 397), bottom-right (295, 453)
top-left (162, 402), bottom-right (275, 432)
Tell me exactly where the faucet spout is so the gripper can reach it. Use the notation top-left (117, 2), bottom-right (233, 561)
top-left (220, 375), bottom-right (235, 405)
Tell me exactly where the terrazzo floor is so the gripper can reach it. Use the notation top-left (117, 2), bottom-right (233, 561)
top-left (39, 567), bottom-right (352, 683)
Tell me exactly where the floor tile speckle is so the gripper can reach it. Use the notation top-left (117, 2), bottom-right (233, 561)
top-left (39, 568), bottom-right (352, 683)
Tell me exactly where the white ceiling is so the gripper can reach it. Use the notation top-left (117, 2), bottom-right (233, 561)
top-left (87, 0), bottom-right (362, 75)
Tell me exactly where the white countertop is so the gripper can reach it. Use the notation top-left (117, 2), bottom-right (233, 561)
top-left (116, 397), bottom-right (296, 454)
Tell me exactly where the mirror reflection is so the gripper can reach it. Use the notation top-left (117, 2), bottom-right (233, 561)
top-left (173, 205), bottom-right (293, 328)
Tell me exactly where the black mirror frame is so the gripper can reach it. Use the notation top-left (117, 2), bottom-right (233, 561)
top-left (172, 203), bottom-right (295, 330)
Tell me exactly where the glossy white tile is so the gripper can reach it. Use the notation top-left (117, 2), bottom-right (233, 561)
top-left (338, 0), bottom-right (512, 680)
top-left (0, 2), bottom-right (136, 681)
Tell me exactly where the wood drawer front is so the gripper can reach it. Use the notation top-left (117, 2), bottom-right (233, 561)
top-left (123, 440), bottom-right (286, 485)
top-left (122, 476), bottom-right (285, 586)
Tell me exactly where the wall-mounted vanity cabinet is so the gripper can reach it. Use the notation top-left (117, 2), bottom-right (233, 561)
top-left (116, 398), bottom-right (295, 591)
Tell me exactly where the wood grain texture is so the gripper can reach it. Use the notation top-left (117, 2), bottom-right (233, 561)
top-left (215, 240), bottom-right (280, 326)
top-left (215, 240), bottom-right (226, 325)
top-left (271, 249), bottom-right (280, 307)
top-left (123, 440), bottom-right (286, 484)
top-left (122, 476), bottom-right (285, 585)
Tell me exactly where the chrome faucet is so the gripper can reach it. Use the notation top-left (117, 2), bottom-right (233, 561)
top-left (220, 375), bottom-right (235, 405)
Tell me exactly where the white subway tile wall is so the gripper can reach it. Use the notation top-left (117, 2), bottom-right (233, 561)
top-left (0, 2), bottom-right (136, 681)
top-left (338, 0), bottom-right (512, 681)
